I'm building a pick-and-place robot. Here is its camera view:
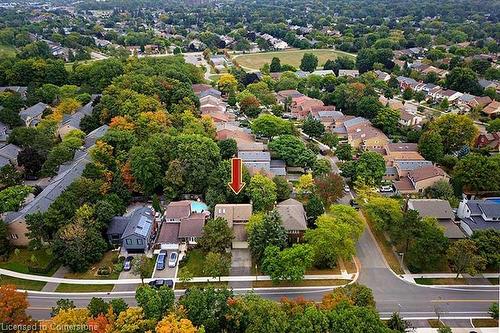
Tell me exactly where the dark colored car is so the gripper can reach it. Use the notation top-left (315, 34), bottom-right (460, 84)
top-left (123, 256), bottom-right (133, 271)
top-left (350, 199), bottom-right (360, 210)
top-left (156, 251), bottom-right (167, 270)
top-left (148, 279), bottom-right (174, 289)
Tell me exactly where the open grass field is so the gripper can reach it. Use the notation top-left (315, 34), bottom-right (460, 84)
top-left (0, 45), bottom-right (16, 58)
top-left (0, 275), bottom-right (46, 291)
top-left (232, 49), bottom-right (356, 71)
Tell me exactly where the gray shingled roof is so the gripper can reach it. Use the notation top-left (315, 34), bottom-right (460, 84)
top-left (407, 199), bottom-right (454, 220)
top-left (276, 199), bottom-right (307, 231)
top-left (121, 207), bottom-right (154, 239)
top-left (395, 160), bottom-right (433, 171)
top-left (61, 102), bottom-right (94, 129)
top-left (19, 102), bottom-right (48, 122)
top-left (84, 125), bottom-right (109, 148)
top-left (0, 143), bottom-right (21, 167)
top-left (238, 151), bottom-right (271, 161)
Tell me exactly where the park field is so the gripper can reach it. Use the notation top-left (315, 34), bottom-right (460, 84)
top-left (232, 49), bottom-right (356, 71)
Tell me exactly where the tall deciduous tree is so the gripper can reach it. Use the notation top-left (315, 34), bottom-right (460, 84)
top-left (305, 205), bottom-right (364, 268)
top-left (251, 113), bottom-right (293, 138)
top-left (300, 53), bottom-right (318, 72)
top-left (430, 114), bottom-right (478, 153)
top-left (198, 217), bottom-right (234, 253)
top-left (261, 244), bottom-right (314, 283)
top-left (302, 115), bottom-right (325, 139)
top-left (248, 209), bottom-right (287, 263)
top-left (354, 151), bottom-right (386, 186)
top-left (135, 284), bottom-right (175, 321)
top-left (447, 239), bottom-right (486, 278)
top-left (248, 173), bottom-right (277, 211)
top-left (418, 130), bottom-right (444, 162)
top-left (203, 251), bottom-right (231, 281)
top-left (273, 175), bottom-right (292, 201)
top-left (314, 173), bottom-right (344, 207)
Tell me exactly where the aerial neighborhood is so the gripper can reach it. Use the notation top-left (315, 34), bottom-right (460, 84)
top-left (0, 0), bottom-right (498, 332)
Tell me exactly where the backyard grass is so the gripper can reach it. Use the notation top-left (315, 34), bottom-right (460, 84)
top-left (232, 49), bottom-right (356, 71)
top-left (55, 284), bottom-right (114, 293)
top-left (0, 275), bottom-right (46, 291)
top-left (360, 211), bottom-right (405, 275)
top-left (0, 45), bottom-right (16, 58)
top-left (0, 248), bottom-right (60, 276)
top-left (414, 278), bottom-right (468, 285)
top-left (64, 251), bottom-right (121, 280)
top-left (472, 319), bottom-right (499, 327)
top-left (252, 279), bottom-right (350, 288)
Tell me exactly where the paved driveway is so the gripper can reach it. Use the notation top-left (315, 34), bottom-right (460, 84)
top-left (230, 249), bottom-right (252, 289)
top-left (112, 269), bottom-right (139, 292)
top-left (153, 251), bottom-right (178, 279)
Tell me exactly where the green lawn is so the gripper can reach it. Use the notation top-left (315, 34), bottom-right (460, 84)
top-left (253, 279), bottom-right (350, 288)
top-left (232, 49), bottom-right (356, 71)
top-left (64, 251), bottom-right (122, 280)
top-left (0, 275), bottom-right (46, 291)
top-left (175, 282), bottom-right (228, 290)
top-left (0, 248), bottom-right (60, 276)
top-left (55, 283), bottom-right (114, 293)
top-left (0, 45), bottom-right (16, 58)
top-left (178, 249), bottom-right (206, 277)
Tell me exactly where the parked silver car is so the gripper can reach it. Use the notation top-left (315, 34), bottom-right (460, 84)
top-left (168, 252), bottom-right (178, 268)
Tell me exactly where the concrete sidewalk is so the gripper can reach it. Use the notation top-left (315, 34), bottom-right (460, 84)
top-left (1, 267), bottom-right (354, 285)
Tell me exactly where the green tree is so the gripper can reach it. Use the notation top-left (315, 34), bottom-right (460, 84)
top-left (248, 173), bottom-right (277, 211)
top-left (217, 139), bottom-right (237, 160)
top-left (248, 209), bottom-right (288, 263)
top-left (305, 205), bottom-right (364, 268)
top-left (273, 175), bottom-right (292, 201)
top-left (269, 135), bottom-right (316, 168)
top-left (335, 143), bottom-right (353, 161)
top-left (129, 146), bottom-right (162, 195)
top-left (203, 251), bottom-right (231, 281)
top-left (327, 303), bottom-right (390, 332)
top-left (300, 53), bottom-right (318, 72)
top-left (0, 220), bottom-right (10, 256)
top-left (402, 87), bottom-right (413, 100)
top-left (261, 244), bottom-right (314, 283)
top-left (302, 115), bottom-right (325, 139)
top-left (251, 113), bottom-right (293, 138)
top-left (447, 239), bottom-right (486, 278)
top-left (87, 297), bottom-right (109, 318)
top-left (305, 194), bottom-right (325, 226)
top-left (270, 57), bottom-right (281, 72)
top-left (406, 217), bottom-right (449, 272)
top-left (0, 185), bottom-right (33, 213)
top-left (418, 130), bottom-right (444, 162)
top-left (391, 209), bottom-right (421, 253)
top-left (51, 299), bottom-right (75, 317)
top-left (321, 132), bottom-right (339, 148)
top-left (109, 298), bottom-right (128, 316)
top-left (135, 284), bottom-right (175, 321)
top-left (486, 119), bottom-right (500, 133)
top-left (354, 151), bottom-right (386, 186)
top-left (489, 303), bottom-right (499, 320)
top-left (132, 255), bottom-right (152, 284)
top-left (471, 230), bottom-right (500, 269)
top-left (430, 114), bottom-right (478, 153)
top-left (387, 312), bottom-right (412, 332)
top-left (445, 67), bottom-right (482, 95)
top-left (373, 107), bottom-right (400, 134)
top-left (453, 154), bottom-right (500, 193)
top-left (438, 326), bottom-right (453, 333)
top-left (198, 217), bottom-right (234, 253)
top-left (179, 287), bottom-right (233, 333)
top-left (362, 196), bottom-right (403, 233)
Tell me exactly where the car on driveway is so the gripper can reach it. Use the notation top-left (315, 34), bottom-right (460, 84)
top-left (168, 252), bottom-right (178, 268)
top-left (123, 256), bottom-right (133, 271)
top-left (148, 279), bottom-right (174, 289)
top-left (156, 251), bottom-right (167, 270)
top-left (344, 185), bottom-right (350, 192)
top-left (380, 185), bottom-right (393, 192)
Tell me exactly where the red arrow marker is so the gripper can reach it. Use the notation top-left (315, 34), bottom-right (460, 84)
top-left (228, 157), bottom-right (246, 194)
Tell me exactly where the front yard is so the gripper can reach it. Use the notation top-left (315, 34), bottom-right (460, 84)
top-left (178, 248), bottom-right (230, 278)
top-left (0, 248), bottom-right (60, 276)
top-left (0, 275), bottom-right (46, 291)
top-left (63, 250), bottom-right (122, 280)
top-left (55, 284), bottom-right (114, 293)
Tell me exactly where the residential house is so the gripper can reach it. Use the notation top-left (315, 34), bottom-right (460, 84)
top-left (0, 122), bottom-right (8, 142)
top-left (374, 70), bottom-right (391, 82)
top-left (383, 143), bottom-right (425, 179)
top-left (214, 203), bottom-right (252, 248)
top-left (188, 39), bottom-right (206, 52)
top-left (399, 109), bottom-right (423, 127)
top-left (432, 89), bottom-right (463, 102)
top-left (289, 96), bottom-right (324, 119)
top-left (309, 107), bottom-right (343, 127)
top-left (107, 207), bottom-right (157, 253)
top-left (407, 199), bottom-right (465, 239)
top-left (58, 101), bottom-right (94, 137)
top-left (455, 94), bottom-right (492, 112)
top-left (19, 102), bottom-right (48, 127)
top-left (0, 86), bottom-right (28, 99)
top-left (276, 90), bottom-right (304, 105)
top-left (482, 100), bottom-right (500, 118)
top-left (348, 126), bottom-right (389, 150)
top-left (338, 69), bottom-right (359, 78)
top-left (479, 79), bottom-right (500, 93)
top-left (394, 160), bottom-right (433, 178)
top-left (310, 70), bottom-right (335, 77)
top-left (0, 143), bottom-right (21, 168)
top-left (156, 200), bottom-right (209, 248)
top-left (276, 199), bottom-right (307, 243)
top-left (457, 197), bottom-right (500, 236)
top-left (237, 151), bottom-right (276, 175)
top-left (476, 132), bottom-right (499, 154)
top-left (2, 126), bottom-right (108, 246)
top-left (397, 76), bottom-right (420, 91)
top-left (192, 84), bottom-right (214, 96)
top-left (394, 165), bottom-right (449, 194)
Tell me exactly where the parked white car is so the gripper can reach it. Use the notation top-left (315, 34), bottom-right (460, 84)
top-left (168, 252), bottom-right (178, 268)
top-left (380, 185), bottom-right (393, 192)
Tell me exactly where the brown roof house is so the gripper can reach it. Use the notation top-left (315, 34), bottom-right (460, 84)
top-left (482, 100), bottom-right (500, 118)
top-left (214, 204), bottom-right (252, 248)
top-left (407, 199), bottom-right (465, 239)
top-left (157, 200), bottom-right (209, 248)
top-left (276, 199), bottom-right (307, 243)
top-left (476, 132), bottom-right (499, 154)
top-left (394, 165), bottom-right (449, 194)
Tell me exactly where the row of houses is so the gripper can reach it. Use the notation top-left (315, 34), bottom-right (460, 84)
top-left (110, 198), bottom-right (309, 253)
top-left (396, 75), bottom-right (499, 117)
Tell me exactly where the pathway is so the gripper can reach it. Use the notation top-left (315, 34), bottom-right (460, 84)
top-left (41, 266), bottom-right (70, 292)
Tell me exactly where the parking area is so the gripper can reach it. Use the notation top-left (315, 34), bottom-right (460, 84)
top-left (152, 250), bottom-right (178, 279)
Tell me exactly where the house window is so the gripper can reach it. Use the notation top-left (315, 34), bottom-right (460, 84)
top-left (125, 239), bottom-right (132, 245)
top-left (10, 234), bottom-right (18, 240)
top-left (137, 239), bottom-right (144, 245)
